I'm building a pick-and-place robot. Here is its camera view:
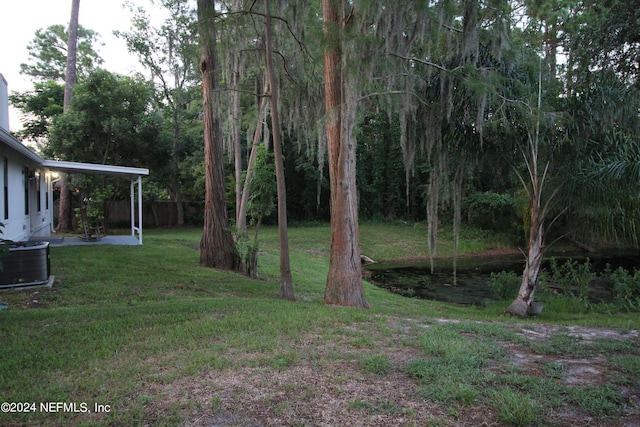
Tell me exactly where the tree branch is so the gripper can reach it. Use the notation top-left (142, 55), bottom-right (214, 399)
top-left (357, 90), bottom-right (406, 102)
top-left (388, 53), bottom-right (459, 73)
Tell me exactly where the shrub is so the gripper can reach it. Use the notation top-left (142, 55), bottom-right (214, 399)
top-left (609, 267), bottom-right (640, 309)
top-left (547, 258), bottom-right (595, 308)
top-left (538, 259), bottom-right (640, 312)
top-left (489, 271), bottom-right (521, 300)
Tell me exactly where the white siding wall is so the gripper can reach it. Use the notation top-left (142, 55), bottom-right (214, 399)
top-left (0, 149), bottom-right (51, 242)
top-left (0, 73), bottom-right (53, 242)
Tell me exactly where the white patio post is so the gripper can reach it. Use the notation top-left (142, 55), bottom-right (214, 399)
top-left (137, 176), bottom-right (143, 244)
top-left (130, 176), bottom-right (143, 245)
top-left (130, 179), bottom-right (134, 240)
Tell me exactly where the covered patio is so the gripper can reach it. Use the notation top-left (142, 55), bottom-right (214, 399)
top-left (41, 160), bottom-right (149, 245)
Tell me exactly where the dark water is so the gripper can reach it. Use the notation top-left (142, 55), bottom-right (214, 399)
top-left (365, 251), bottom-right (640, 305)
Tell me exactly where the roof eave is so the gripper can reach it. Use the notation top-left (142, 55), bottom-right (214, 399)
top-left (0, 127), bottom-right (44, 164)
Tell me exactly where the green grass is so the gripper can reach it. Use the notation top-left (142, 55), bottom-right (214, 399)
top-left (0, 224), bottom-right (638, 426)
top-left (359, 354), bottom-right (392, 375)
top-left (491, 387), bottom-right (542, 427)
top-left (348, 397), bottom-right (400, 414)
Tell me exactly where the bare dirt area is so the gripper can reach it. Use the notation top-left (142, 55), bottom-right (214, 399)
top-left (0, 288), bottom-right (60, 309)
top-left (510, 323), bottom-right (640, 427)
top-left (144, 318), bottom-right (640, 427)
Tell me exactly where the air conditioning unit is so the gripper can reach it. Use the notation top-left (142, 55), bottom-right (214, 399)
top-left (0, 241), bottom-right (51, 289)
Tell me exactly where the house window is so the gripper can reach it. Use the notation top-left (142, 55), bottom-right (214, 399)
top-left (3, 157), bottom-right (8, 220)
top-left (23, 167), bottom-right (29, 216)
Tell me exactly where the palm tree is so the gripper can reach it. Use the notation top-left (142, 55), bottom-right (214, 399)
top-left (505, 119), bottom-right (561, 317)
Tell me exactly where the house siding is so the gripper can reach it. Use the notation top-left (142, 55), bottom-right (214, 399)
top-left (0, 75), bottom-right (52, 242)
top-left (0, 147), bottom-right (51, 242)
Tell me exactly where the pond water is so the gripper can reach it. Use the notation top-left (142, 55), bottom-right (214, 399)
top-left (364, 251), bottom-right (640, 305)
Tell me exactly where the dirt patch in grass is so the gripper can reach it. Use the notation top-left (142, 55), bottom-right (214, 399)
top-left (140, 319), bottom-right (640, 427)
top-left (0, 288), bottom-right (61, 309)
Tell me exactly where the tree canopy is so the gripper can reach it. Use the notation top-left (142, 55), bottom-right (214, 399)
top-left (46, 68), bottom-right (165, 168)
top-left (20, 24), bottom-right (103, 82)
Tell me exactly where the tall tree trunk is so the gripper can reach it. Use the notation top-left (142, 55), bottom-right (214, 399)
top-left (171, 65), bottom-right (185, 227)
top-left (322, 0), bottom-right (369, 309)
top-left (505, 154), bottom-right (553, 317)
top-left (63, 0), bottom-right (79, 111)
top-left (56, 0), bottom-right (80, 232)
top-left (452, 164), bottom-right (464, 286)
top-left (56, 178), bottom-right (73, 232)
top-left (505, 183), bottom-right (545, 317)
top-left (198, 0), bottom-right (241, 270)
top-left (462, 0), bottom-right (479, 64)
top-left (233, 69), bottom-right (242, 227)
top-left (426, 162), bottom-right (440, 274)
top-left (237, 79), bottom-right (269, 235)
top-left (265, 0), bottom-right (295, 301)
top-left (172, 106), bottom-right (185, 226)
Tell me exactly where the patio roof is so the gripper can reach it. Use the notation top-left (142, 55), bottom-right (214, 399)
top-left (41, 160), bottom-right (148, 245)
top-left (41, 159), bottom-right (149, 179)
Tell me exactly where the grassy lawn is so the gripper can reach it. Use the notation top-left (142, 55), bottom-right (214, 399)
top-left (1, 224), bottom-right (638, 426)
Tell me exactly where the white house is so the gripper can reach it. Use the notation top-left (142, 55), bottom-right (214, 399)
top-left (0, 73), bottom-right (149, 244)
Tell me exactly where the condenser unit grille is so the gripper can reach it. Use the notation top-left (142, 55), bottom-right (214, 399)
top-left (0, 241), bottom-right (50, 288)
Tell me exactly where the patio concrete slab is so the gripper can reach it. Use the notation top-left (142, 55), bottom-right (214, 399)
top-left (30, 236), bottom-right (141, 246)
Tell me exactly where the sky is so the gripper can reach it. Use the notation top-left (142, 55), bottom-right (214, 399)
top-left (0, 0), bottom-right (164, 132)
